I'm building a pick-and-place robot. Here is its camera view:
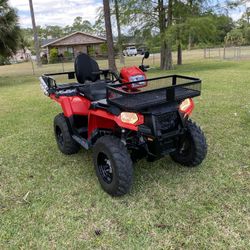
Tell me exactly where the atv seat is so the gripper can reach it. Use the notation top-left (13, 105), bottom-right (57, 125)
top-left (78, 80), bottom-right (110, 101)
top-left (74, 53), bottom-right (112, 101)
top-left (75, 53), bottom-right (101, 83)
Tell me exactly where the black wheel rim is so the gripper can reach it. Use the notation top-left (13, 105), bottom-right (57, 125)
top-left (56, 126), bottom-right (64, 147)
top-left (97, 152), bottom-right (113, 184)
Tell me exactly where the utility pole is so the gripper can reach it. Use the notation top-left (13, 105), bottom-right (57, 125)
top-left (29, 0), bottom-right (41, 66)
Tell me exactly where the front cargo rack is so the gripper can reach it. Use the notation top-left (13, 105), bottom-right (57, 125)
top-left (107, 75), bottom-right (201, 110)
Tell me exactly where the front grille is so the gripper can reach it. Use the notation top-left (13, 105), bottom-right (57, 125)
top-left (155, 111), bottom-right (179, 133)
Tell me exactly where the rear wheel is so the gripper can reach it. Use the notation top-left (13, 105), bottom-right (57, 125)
top-left (170, 120), bottom-right (207, 167)
top-left (54, 113), bottom-right (80, 155)
top-left (93, 136), bottom-right (133, 196)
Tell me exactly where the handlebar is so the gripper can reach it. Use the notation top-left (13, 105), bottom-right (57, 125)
top-left (139, 65), bottom-right (150, 72)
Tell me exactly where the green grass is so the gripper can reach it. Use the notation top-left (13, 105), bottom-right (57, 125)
top-left (0, 56), bottom-right (250, 249)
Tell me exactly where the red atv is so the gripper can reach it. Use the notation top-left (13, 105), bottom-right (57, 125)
top-left (39, 52), bottom-right (207, 196)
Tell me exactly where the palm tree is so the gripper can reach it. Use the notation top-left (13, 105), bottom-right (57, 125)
top-left (0, 0), bottom-right (20, 58)
top-left (103, 0), bottom-right (117, 72)
top-left (19, 31), bottom-right (30, 61)
top-left (29, 0), bottom-right (41, 66)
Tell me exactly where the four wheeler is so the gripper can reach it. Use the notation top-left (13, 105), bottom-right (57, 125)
top-left (39, 52), bottom-right (207, 196)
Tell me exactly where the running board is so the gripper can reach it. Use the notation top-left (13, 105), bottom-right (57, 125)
top-left (72, 135), bottom-right (90, 150)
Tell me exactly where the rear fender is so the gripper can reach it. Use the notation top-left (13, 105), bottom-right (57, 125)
top-left (50, 95), bottom-right (91, 117)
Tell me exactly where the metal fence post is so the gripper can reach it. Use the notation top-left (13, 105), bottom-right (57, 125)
top-left (61, 58), bottom-right (65, 72)
top-left (30, 57), bottom-right (35, 75)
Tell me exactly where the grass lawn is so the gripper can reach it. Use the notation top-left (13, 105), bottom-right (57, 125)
top-left (0, 55), bottom-right (249, 249)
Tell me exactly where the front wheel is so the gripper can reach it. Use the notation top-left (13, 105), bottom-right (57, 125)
top-left (93, 136), bottom-right (133, 196)
top-left (170, 120), bottom-right (207, 167)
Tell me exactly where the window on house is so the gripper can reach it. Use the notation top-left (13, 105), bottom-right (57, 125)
top-left (67, 47), bottom-right (73, 54)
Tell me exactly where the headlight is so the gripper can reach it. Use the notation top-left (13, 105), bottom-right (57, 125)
top-left (120, 112), bottom-right (139, 124)
top-left (129, 75), bottom-right (146, 88)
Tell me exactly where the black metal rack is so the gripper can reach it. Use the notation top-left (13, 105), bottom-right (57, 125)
top-left (106, 75), bottom-right (201, 111)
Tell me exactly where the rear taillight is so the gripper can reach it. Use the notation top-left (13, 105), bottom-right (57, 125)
top-left (179, 98), bottom-right (194, 116)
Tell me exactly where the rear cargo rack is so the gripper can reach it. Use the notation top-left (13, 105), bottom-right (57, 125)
top-left (107, 75), bottom-right (201, 111)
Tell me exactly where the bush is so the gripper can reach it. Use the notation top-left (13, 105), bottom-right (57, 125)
top-left (0, 56), bottom-right (10, 65)
top-left (64, 51), bottom-right (73, 60)
top-left (100, 43), bottom-right (108, 54)
top-left (244, 27), bottom-right (250, 45)
top-left (49, 48), bottom-right (58, 64)
top-left (150, 46), bottom-right (161, 54)
top-left (88, 47), bottom-right (95, 57)
top-left (41, 54), bottom-right (48, 64)
top-left (225, 29), bottom-right (245, 46)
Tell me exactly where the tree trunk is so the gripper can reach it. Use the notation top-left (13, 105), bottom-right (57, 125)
top-left (176, 20), bottom-right (182, 65)
top-left (114, 0), bottom-right (124, 65)
top-left (103, 0), bottom-right (117, 72)
top-left (188, 0), bottom-right (193, 51)
top-left (177, 41), bottom-right (182, 65)
top-left (188, 33), bottom-right (192, 50)
top-left (159, 0), bottom-right (165, 69)
top-left (159, 0), bottom-right (173, 70)
top-left (29, 0), bottom-right (41, 66)
top-left (22, 47), bottom-right (28, 61)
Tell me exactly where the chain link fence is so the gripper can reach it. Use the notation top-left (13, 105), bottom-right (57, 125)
top-left (6, 47), bottom-right (250, 77)
top-left (204, 46), bottom-right (250, 60)
top-left (27, 53), bottom-right (162, 76)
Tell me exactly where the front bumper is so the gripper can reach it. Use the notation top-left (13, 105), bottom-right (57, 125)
top-left (138, 108), bottom-right (187, 158)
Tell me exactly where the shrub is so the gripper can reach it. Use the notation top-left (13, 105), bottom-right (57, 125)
top-left (49, 48), bottom-right (58, 64)
top-left (225, 29), bottom-right (245, 46)
top-left (41, 54), bottom-right (48, 64)
top-left (64, 51), bottom-right (73, 60)
top-left (88, 47), bottom-right (95, 57)
top-left (100, 43), bottom-right (108, 54)
top-left (0, 56), bottom-right (10, 65)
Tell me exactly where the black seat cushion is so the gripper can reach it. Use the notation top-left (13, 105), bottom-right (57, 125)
top-left (78, 80), bottom-right (109, 101)
top-left (75, 53), bottom-right (100, 83)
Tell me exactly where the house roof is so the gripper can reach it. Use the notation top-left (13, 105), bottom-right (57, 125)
top-left (41, 38), bottom-right (57, 47)
top-left (41, 31), bottom-right (106, 48)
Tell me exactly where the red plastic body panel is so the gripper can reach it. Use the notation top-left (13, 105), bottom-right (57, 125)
top-left (50, 94), bottom-right (91, 117)
top-left (88, 110), bottom-right (144, 138)
top-left (50, 94), bottom-right (144, 140)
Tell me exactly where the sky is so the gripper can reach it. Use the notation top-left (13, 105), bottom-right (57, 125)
top-left (9, 0), bottom-right (250, 28)
top-left (9, 0), bottom-right (103, 27)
